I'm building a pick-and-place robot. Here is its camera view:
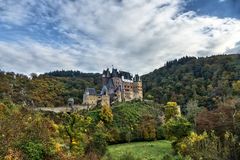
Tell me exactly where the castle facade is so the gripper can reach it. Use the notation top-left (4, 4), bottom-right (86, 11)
top-left (83, 68), bottom-right (143, 107)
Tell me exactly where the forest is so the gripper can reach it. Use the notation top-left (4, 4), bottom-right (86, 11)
top-left (142, 54), bottom-right (240, 111)
top-left (0, 70), bottom-right (101, 107)
top-left (0, 54), bottom-right (240, 160)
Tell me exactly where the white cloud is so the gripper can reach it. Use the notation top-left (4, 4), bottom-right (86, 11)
top-left (0, 40), bottom-right (78, 74)
top-left (56, 0), bottom-right (240, 74)
top-left (0, 0), bottom-right (33, 25)
top-left (0, 0), bottom-right (239, 75)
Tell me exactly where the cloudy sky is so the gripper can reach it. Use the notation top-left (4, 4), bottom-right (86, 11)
top-left (0, 0), bottom-right (239, 75)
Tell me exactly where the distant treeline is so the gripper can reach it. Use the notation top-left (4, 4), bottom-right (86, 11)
top-left (44, 70), bottom-right (101, 78)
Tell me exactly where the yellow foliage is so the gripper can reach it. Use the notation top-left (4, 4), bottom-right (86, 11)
top-left (86, 116), bottom-right (93, 124)
top-left (0, 103), bottom-right (6, 112)
top-left (165, 102), bottom-right (180, 120)
top-left (233, 80), bottom-right (240, 93)
top-left (188, 132), bottom-right (207, 143)
top-left (72, 139), bottom-right (78, 145)
top-left (72, 140), bottom-right (77, 145)
top-left (97, 120), bottom-right (105, 128)
top-left (55, 143), bottom-right (62, 152)
top-left (52, 123), bottom-right (59, 130)
top-left (178, 131), bottom-right (208, 154)
top-left (100, 104), bottom-right (113, 123)
top-left (167, 102), bottom-right (177, 107)
top-left (180, 143), bottom-right (187, 151)
top-left (27, 116), bottom-right (32, 121)
top-left (4, 148), bottom-right (23, 160)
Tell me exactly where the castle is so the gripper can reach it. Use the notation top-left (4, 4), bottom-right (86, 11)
top-left (83, 68), bottom-right (143, 107)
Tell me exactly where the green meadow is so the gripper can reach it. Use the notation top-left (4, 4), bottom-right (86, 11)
top-left (104, 140), bottom-right (172, 160)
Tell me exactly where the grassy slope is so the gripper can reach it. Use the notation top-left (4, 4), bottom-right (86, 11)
top-left (104, 140), bottom-right (172, 160)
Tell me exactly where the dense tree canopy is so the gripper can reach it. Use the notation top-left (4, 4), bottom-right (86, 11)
top-left (0, 70), bottom-right (101, 107)
top-left (142, 54), bottom-right (240, 111)
top-left (1, 54), bottom-right (239, 109)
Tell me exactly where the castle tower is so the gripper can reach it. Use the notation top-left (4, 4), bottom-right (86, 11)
top-left (102, 68), bottom-right (111, 85)
top-left (123, 81), bottom-right (134, 101)
top-left (119, 71), bottom-right (134, 101)
top-left (83, 88), bottom-right (98, 107)
top-left (133, 74), bottom-right (143, 101)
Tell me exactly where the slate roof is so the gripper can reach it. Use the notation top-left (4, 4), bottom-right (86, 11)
top-left (102, 68), bottom-right (133, 81)
top-left (112, 68), bottom-right (118, 77)
top-left (119, 71), bottom-right (133, 80)
top-left (102, 68), bottom-right (111, 77)
top-left (134, 74), bottom-right (140, 82)
top-left (85, 88), bottom-right (97, 95)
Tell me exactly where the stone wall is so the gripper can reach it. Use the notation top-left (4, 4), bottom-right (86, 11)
top-left (83, 94), bottom-right (98, 106)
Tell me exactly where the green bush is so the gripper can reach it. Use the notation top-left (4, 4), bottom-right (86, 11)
top-left (85, 122), bottom-right (108, 158)
top-left (20, 141), bottom-right (45, 160)
top-left (163, 117), bottom-right (192, 141)
top-left (157, 126), bottom-right (165, 140)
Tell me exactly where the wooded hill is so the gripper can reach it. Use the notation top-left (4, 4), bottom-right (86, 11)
top-left (0, 70), bottom-right (101, 107)
top-left (142, 54), bottom-right (240, 111)
top-left (0, 54), bottom-right (239, 109)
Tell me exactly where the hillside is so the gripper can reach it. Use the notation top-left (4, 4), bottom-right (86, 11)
top-left (87, 101), bottom-right (165, 144)
top-left (142, 54), bottom-right (240, 111)
top-left (0, 70), bottom-right (101, 107)
top-left (1, 55), bottom-right (240, 159)
top-left (1, 54), bottom-right (240, 109)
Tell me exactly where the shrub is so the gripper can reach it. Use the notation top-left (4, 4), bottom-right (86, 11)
top-left (139, 115), bottom-right (157, 141)
top-left (4, 148), bottom-right (24, 160)
top-left (233, 80), bottom-right (240, 95)
top-left (163, 117), bottom-right (192, 141)
top-left (156, 126), bottom-right (165, 140)
top-left (177, 131), bottom-right (240, 160)
top-left (20, 141), bottom-right (45, 160)
top-left (100, 105), bottom-right (113, 124)
top-left (165, 102), bottom-right (180, 121)
top-left (84, 121), bottom-right (108, 159)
